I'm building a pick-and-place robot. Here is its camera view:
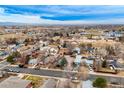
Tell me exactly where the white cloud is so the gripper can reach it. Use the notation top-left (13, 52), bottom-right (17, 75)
top-left (0, 6), bottom-right (124, 24)
top-left (0, 13), bottom-right (124, 24)
top-left (36, 6), bottom-right (124, 15)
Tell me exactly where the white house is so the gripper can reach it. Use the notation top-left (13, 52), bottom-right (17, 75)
top-left (28, 59), bottom-right (38, 65)
top-left (73, 47), bottom-right (81, 54)
top-left (74, 55), bottom-right (82, 65)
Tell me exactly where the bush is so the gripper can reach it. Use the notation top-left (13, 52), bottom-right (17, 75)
top-left (59, 57), bottom-right (67, 67)
top-left (7, 55), bottom-right (14, 64)
top-left (102, 60), bottom-right (107, 68)
top-left (93, 77), bottom-right (107, 88)
top-left (72, 62), bottom-right (77, 67)
top-left (12, 51), bottom-right (21, 58)
top-left (7, 51), bottom-right (21, 64)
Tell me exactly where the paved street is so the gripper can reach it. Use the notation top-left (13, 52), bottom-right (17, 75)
top-left (3, 66), bottom-right (76, 78)
top-left (2, 66), bottom-right (124, 85)
top-left (0, 61), bottom-right (10, 69)
top-left (89, 72), bottom-right (124, 85)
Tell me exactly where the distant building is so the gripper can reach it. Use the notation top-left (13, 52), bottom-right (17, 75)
top-left (104, 31), bottom-right (123, 39)
top-left (0, 76), bottom-right (32, 88)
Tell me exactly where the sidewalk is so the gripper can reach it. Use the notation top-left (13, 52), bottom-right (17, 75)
top-left (38, 67), bottom-right (78, 73)
top-left (89, 71), bottom-right (124, 78)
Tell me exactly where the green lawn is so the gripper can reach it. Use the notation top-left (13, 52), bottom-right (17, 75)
top-left (22, 75), bottom-right (46, 88)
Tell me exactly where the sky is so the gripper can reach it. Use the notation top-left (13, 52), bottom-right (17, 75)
top-left (0, 5), bottom-right (124, 24)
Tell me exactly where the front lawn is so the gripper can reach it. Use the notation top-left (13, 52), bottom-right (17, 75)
top-left (22, 75), bottom-right (46, 88)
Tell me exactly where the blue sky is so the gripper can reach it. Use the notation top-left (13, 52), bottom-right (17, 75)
top-left (0, 5), bottom-right (124, 24)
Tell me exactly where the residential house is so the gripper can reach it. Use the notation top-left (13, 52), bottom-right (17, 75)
top-left (59, 48), bottom-right (69, 55)
top-left (73, 47), bottom-right (81, 54)
top-left (74, 54), bottom-right (82, 65)
top-left (28, 58), bottom-right (38, 65)
top-left (104, 31), bottom-right (123, 39)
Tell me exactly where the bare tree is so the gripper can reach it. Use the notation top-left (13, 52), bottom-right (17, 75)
top-left (95, 47), bottom-right (108, 59)
top-left (78, 65), bottom-right (89, 80)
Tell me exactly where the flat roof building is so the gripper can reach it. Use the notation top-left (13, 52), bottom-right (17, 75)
top-left (0, 76), bottom-right (32, 88)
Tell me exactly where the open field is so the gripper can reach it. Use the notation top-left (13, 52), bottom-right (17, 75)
top-left (0, 33), bottom-right (28, 40)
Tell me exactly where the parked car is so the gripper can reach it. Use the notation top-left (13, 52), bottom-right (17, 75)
top-left (8, 69), bottom-right (13, 72)
top-left (34, 66), bottom-right (40, 70)
top-left (18, 64), bottom-right (27, 68)
top-left (12, 69), bottom-right (20, 73)
top-left (15, 70), bottom-right (20, 73)
top-left (4, 69), bottom-right (11, 72)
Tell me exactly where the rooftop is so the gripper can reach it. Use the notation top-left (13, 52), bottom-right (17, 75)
top-left (0, 76), bottom-right (31, 88)
top-left (74, 55), bottom-right (82, 64)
